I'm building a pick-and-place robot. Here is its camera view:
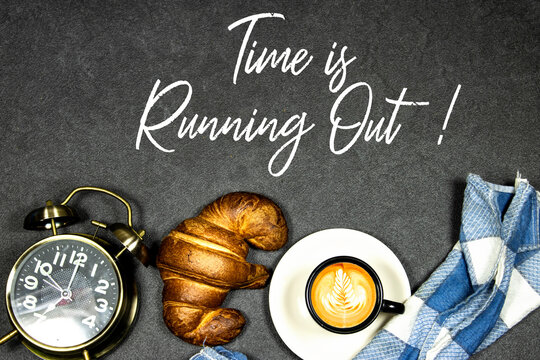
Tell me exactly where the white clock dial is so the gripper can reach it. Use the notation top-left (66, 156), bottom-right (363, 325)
top-left (8, 238), bottom-right (121, 348)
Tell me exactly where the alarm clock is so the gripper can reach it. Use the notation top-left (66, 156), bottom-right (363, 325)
top-left (0, 186), bottom-right (149, 360)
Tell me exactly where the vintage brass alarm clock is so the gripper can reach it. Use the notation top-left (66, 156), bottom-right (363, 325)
top-left (0, 186), bottom-right (149, 360)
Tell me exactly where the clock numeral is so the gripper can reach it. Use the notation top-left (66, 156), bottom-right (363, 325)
top-left (34, 260), bottom-right (52, 276)
top-left (91, 263), bottom-right (98, 277)
top-left (70, 251), bottom-right (87, 267)
top-left (82, 315), bottom-right (96, 328)
top-left (95, 298), bottom-right (108, 313)
top-left (53, 251), bottom-right (67, 267)
top-left (94, 279), bottom-right (109, 295)
top-left (24, 275), bottom-right (38, 290)
top-left (23, 295), bottom-right (37, 310)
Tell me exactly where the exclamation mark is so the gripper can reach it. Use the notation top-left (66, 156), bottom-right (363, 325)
top-left (438, 84), bottom-right (461, 145)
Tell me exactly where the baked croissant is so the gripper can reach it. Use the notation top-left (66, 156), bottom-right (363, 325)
top-left (157, 192), bottom-right (288, 345)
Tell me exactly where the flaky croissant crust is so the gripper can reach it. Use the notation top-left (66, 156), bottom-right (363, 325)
top-left (157, 192), bottom-right (287, 345)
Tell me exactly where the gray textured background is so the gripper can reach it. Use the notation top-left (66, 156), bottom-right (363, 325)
top-left (0, 1), bottom-right (539, 359)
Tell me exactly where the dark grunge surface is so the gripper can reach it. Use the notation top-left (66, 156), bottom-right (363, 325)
top-left (0, 1), bottom-right (538, 359)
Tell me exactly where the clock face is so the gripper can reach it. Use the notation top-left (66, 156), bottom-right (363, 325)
top-left (8, 237), bottom-right (121, 349)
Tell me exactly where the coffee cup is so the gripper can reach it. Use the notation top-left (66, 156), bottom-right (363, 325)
top-left (305, 256), bottom-right (405, 334)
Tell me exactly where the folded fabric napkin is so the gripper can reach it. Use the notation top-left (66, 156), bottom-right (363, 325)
top-left (189, 345), bottom-right (247, 360)
top-left (191, 174), bottom-right (540, 360)
top-left (355, 173), bottom-right (540, 359)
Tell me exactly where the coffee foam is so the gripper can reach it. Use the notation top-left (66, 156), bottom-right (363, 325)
top-left (310, 262), bottom-right (377, 328)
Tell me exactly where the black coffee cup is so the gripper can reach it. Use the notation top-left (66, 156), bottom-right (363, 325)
top-left (305, 256), bottom-right (405, 334)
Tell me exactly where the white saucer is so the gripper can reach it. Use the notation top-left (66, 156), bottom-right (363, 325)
top-left (269, 228), bottom-right (410, 360)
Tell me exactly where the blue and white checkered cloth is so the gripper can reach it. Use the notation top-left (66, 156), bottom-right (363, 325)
top-left (355, 173), bottom-right (540, 359)
top-left (192, 174), bottom-right (540, 360)
top-left (190, 345), bottom-right (247, 360)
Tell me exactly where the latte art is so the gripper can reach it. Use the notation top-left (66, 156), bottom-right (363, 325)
top-left (322, 268), bottom-right (367, 316)
top-left (310, 262), bottom-right (377, 328)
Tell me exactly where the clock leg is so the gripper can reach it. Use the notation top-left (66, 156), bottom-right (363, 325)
top-left (0, 329), bottom-right (18, 345)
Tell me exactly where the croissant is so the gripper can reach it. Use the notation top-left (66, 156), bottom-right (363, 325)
top-left (157, 192), bottom-right (288, 346)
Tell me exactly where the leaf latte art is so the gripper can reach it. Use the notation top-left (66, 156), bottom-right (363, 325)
top-left (310, 262), bottom-right (377, 328)
top-left (322, 268), bottom-right (367, 315)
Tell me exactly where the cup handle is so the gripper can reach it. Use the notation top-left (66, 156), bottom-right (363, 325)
top-left (381, 299), bottom-right (405, 314)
